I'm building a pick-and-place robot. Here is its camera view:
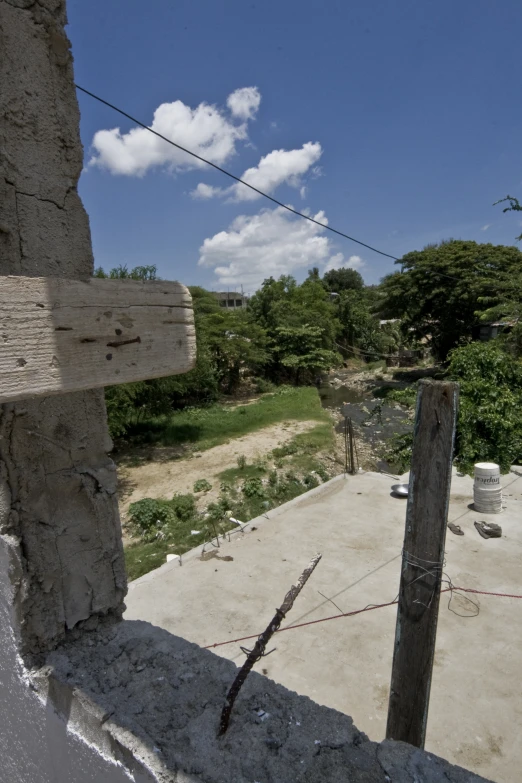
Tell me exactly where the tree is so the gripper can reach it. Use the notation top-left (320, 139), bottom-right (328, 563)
top-left (379, 240), bottom-right (522, 360)
top-left (306, 267), bottom-right (322, 283)
top-left (323, 267), bottom-right (364, 293)
top-left (336, 288), bottom-right (398, 360)
top-left (94, 263), bottom-right (159, 280)
top-left (494, 196), bottom-right (522, 241)
top-left (248, 275), bottom-right (341, 382)
top-left (273, 324), bottom-right (340, 384)
top-left (200, 308), bottom-right (268, 393)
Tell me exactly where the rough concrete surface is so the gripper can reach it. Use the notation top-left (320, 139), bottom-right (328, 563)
top-left (0, 539), bottom-right (146, 783)
top-left (0, 0), bottom-right (127, 658)
top-left (126, 470), bottom-right (522, 783)
top-left (46, 619), bottom-right (489, 783)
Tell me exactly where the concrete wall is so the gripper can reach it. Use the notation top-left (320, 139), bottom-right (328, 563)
top-left (0, 539), bottom-right (153, 783)
top-left (0, 0), bottom-right (126, 661)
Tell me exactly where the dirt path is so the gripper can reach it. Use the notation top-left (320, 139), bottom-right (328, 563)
top-left (117, 420), bottom-right (319, 522)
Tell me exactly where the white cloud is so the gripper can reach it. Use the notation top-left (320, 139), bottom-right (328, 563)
top-left (226, 87), bottom-right (261, 120)
top-left (198, 205), bottom-right (352, 290)
top-left (300, 185), bottom-right (307, 199)
top-left (324, 254), bottom-right (364, 273)
top-left (191, 183), bottom-right (222, 200)
top-left (481, 223), bottom-right (492, 231)
top-left (192, 142), bottom-right (322, 201)
top-left (88, 87), bottom-right (260, 176)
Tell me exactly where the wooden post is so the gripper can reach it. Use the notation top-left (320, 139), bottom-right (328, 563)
top-left (349, 418), bottom-right (356, 475)
top-left (344, 416), bottom-right (349, 473)
top-left (386, 379), bottom-right (459, 748)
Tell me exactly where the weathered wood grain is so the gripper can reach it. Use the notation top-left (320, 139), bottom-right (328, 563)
top-left (0, 276), bottom-right (196, 402)
top-left (386, 379), bottom-right (459, 748)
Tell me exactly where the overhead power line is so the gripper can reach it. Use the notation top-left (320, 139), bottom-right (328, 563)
top-left (75, 84), bottom-right (398, 261)
top-left (75, 86), bottom-right (494, 287)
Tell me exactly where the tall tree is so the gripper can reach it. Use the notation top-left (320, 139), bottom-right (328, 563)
top-left (248, 275), bottom-right (341, 382)
top-left (323, 267), bottom-right (364, 293)
top-left (379, 240), bottom-right (522, 360)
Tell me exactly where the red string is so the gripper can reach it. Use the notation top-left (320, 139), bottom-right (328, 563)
top-left (203, 587), bottom-right (522, 650)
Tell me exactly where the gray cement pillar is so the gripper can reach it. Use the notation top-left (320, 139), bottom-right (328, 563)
top-left (0, 0), bottom-right (126, 661)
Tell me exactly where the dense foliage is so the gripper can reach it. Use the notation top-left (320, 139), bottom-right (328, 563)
top-left (382, 342), bottom-right (522, 475)
top-left (97, 264), bottom-right (391, 437)
top-left (449, 342), bottom-right (522, 473)
top-left (379, 240), bottom-right (522, 360)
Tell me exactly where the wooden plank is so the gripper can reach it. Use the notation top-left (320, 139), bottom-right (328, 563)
top-left (0, 276), bottom-right (196, 402)
top-left (386, 379), bottom-right (459, 748)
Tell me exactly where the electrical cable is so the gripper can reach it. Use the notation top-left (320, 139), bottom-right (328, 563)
top-left (75, 84), bottom-right (398, 260)
top-left (203, 586), bottom-right (522, 650)
top-left (76, 85), bottom-right (504, 287)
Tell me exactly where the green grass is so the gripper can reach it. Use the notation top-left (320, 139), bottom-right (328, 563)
top-left (125, 541), bottom-right (173, 580)
top-left (126, 386), bottom-right (329, 451)
top-left (218, 462), bottom-right (267, 484)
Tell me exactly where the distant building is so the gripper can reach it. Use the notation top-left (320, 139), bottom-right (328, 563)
top-left (213, 292), bottom-right (249, 309)
top-left (472, 320), bottom-right (518, 342)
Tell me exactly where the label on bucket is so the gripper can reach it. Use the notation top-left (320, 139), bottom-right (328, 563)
top-left (474, 475), bottom-right (500, 485)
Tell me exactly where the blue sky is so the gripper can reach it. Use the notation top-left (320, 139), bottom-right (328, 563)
top-left (68, 0), bottom-right (522, 291)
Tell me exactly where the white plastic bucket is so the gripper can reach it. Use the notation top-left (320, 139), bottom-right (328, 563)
top-left (473, 462), bottom-right (502, 513)
top-left (474, 462), bottom-right (500, 475)
top-left (473, 484), bottom-right (502, 513)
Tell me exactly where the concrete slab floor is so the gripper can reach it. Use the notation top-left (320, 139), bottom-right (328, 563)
top-left (125, 469), bottom-right (522, 783)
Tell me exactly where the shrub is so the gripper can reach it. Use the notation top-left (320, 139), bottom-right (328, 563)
top-left (193, 478), bottom-right (212, 493)
top-left (170, 493), bottom-right (197, 521)
top-left (449, 341), bottom-right (522, 473)
top-left (242, 477), bottom-right (266, 498)
top-left (382, 432), bottom-right (414, 474)
top-left (253, 376), bottom-right (276, 393)
top-left (128, 498), bottom-right (178, 542)
top-left (272, 441), bottom-right (298, 458)
top-left (314, 464), bottom-right (330, 482)
top-left (373, 386), bottom-right (417, 408)
top-left (237, 454), bottom-right (247, 470)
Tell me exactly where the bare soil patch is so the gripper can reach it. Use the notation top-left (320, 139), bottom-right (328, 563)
top-left (117, 419), bottom-right (319, 523)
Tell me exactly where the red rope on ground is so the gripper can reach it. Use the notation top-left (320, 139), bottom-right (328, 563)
top-left (203, 587), bottom-right (522, 650)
